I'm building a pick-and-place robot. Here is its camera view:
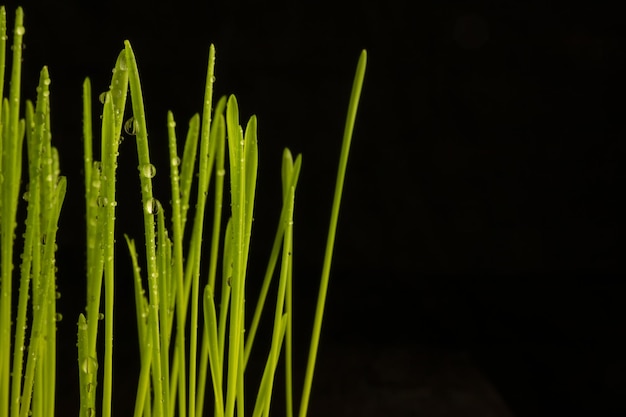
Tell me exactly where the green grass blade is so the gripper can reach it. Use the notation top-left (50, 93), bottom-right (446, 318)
top-left (179, 113), bottom-right (200, 232)
top-left (224, 94), bottom-right (247, 417)
top-left (77, 314), bottom-right (97, 417)
top-left (125, 39), bottom-right (165, 417)
top-left (0, 9), bottom-right (25, 415)
top-left (83, 78), bottom-right (93, 198)
top-left (245, 151), bottom-right (301, 367)
top-left (299, 49), bottom-right (367, 417)
top-left (186, 43), bottom-right (216, 417)
top-left (202, 285), bottom-right (224, 417)
top-left (196, 104), bottom-right (226, 417)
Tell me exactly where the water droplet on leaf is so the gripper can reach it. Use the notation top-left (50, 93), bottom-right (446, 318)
top-left (81, 356), bottom-right (98, 374)
top-left (140, 164), bottom-right (156, 179)
top-left (145, 198), bottom-right (160, 215)
top-left (124, 117), bottom-right (138, 135)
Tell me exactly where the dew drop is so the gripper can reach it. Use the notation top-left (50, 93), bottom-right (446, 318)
top-left (145, 198), bottom-right (160, 215)
top-left (81, 356), bottom-right (98, 374)
top-left (22, 191), bottom-right (30, 201)
top-left (139, 164), bottom-right (156, 179)
top-left (15, 26), bottom-right (25, 36)
top-left (98, 92), bottom-right (107, 104)
top-left (98, 313), bottom-right (104, 320)
top-left (124, 117), bottom-right (138, 135)
top-left (217, 168), bottom-right (226, 177)
top-left (55, 313), bottom-right (63, 322)
top-left (55, 291), bottom-right (61, 299)
top-left (97, 196), bottom-right (108, 207)
top-left (171, 157), bottom-right (181, 167)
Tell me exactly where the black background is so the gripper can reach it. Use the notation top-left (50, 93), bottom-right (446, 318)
top-left (3, 0), bottom-right (625, 416)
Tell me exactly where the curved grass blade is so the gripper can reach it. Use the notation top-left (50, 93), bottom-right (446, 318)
top-left (299, 49), bottom-right (367, 417)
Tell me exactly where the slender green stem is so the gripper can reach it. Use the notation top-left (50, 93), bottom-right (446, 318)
top-left (225, 95), bottom-right (246, 417)
top-left (299, 49), bottom-right (367, 417)
top-left (186, 44), bottom-right (216, 417)
top-left (0, 9), bottom-right (24, 416)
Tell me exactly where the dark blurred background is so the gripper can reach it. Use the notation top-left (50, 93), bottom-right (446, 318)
top-left (5, 0), bottom-right (625, 416)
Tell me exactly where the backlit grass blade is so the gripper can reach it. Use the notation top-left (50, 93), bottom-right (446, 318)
top-left (245, 150), bottom-right (302, 368)
top-left (0, 8), bottom-right (25, 415)
top-left (225, 95), bottom-right (246, 417)
top-left (186, 44), bottom-right (216, 417)
top-left (202, 285), bottom-right (224, 417)
top-left (196, 101), bottom-right (226, 417)
top-left (257, 182), bottom-right (296, 417)
top-left (299, 49), bottom-right (367, 417)
top-left (125, 39), bottom-right (165, 417)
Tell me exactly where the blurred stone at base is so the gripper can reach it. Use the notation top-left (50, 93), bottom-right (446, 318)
top-left (307, 344), bottom-right (514, 417)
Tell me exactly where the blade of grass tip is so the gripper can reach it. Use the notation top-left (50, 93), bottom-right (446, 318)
top-left (125, 40), bottom-right (165, 417)
top-left (99, 59), bottom-right (129, 416)
top-left (179, 113), bottom-right (200, 233)
top-left (225, 95), bottom-right (247, 417)
top-left (186, 44), bottom-right (216, 417)
top-left (167, 110), bottom-right (183, 318)
top-left (12, 67), bottom-right (48, 417)
top-left (83, 79), bottom-right (105, 361)
top-left (110, 50), bottom-right (129, 134)
top-left (243, 115), bottom-right (258, 258)
top-left (244, 151), bottom-right (301, 368)
top-left (283, 155), bottom-right (300, 417)
top-left (233, 114), bottom-right (260, 417)
top-left (1, 9), bottom-right (25, 414)
top-left (207, 101), bottom-right (226, 295)
top-left (100, 90), bottom-right (117, 417)
top-left (299, 50), bottom-right (366, 417)
top-left (41, 72), bottom-right (58, 417)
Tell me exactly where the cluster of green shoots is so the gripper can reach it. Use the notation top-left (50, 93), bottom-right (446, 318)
top-left (0, 6), bottom-right (366, 417)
